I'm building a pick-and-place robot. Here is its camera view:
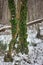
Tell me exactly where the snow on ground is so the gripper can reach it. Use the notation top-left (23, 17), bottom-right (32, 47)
top-left (0, 35), bottom-right (12, 44)
top-left (0, 25), bottom-right (43, 65)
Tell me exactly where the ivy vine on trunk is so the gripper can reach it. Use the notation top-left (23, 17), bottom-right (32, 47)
top-left (4, 0), bottom-right (28, 62)
top-left (17, 0), bottom-right (28, 54)
top-left (4, 0), bottom-right (17, 62)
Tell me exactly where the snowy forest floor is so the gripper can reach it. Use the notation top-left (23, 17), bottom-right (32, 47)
top-left (0, 25), bottom-right (43, 65)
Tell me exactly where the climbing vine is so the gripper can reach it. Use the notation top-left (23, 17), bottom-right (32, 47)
top-left (18, 0), bottom-right (28, 54)
top-left (15, 0), bottom-right (28, 54)
top-left (8, 0), bottom-right (17, 52)
top-left (4, 0), bottom-right (17, 62)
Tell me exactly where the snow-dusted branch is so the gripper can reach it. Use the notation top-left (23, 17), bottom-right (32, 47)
top-left (0, 25), bottom-right (11, 31)
top-left (27, 18), bottom-right (43, 26)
